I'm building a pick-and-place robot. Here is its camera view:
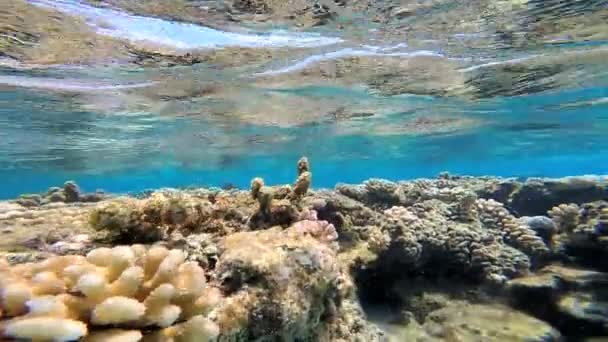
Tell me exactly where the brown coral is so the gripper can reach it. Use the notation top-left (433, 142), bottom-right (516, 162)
top-left (548, 204), bottom-right (581, 234)
top-left (90, 191), bottom-right (251, 243)
top-left (374, 201), bottom-right (531, 283)
top-left (0, 245), bottom-right (220, 341)
top-left (248, 156), bottom-right (312, 229)
top-left (477, 199), bottom-right (550, 257)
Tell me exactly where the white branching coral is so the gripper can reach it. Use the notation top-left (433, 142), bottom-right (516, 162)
top-left (0, 245), bottom-right (221, 342)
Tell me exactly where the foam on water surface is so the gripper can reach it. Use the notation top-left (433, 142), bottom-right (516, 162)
top-left (26, 0), bottom-right (343, 49)
top-left (0, 76), bottom-right (155, 92)
top-left (255, 48), bottom-right (444, 76)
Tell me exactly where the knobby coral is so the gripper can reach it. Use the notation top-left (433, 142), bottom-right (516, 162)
top-left (0, 245), bottom-right (221, 341)
top-left (548, 201), bottom-right (608, 255)
top-left (292, 209), bottom-right (339, 246)
top-left (548, 204), bottom-right (581, 234)
top-left (372, 201), bottom-right (532, 284)
top-left (476, 199), bottom-right (550, 257)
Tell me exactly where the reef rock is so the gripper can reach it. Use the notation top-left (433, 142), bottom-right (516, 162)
top-left (213, 225), bottom-right (381, 341)
top-left (421, 304), bottom-right (561, 341)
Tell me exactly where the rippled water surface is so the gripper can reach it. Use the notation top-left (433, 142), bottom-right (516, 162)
top-left (1, 0), bottom-right (608, 198)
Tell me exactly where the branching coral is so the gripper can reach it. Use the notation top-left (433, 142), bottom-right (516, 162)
top-left (476, 199), bottom-right (550, 257)
top-left (0, 245), bottom-right (221, 341)
top-left (248, 156), bottom-right (312, 229)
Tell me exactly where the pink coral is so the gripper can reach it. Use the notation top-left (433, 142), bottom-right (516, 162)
top-left (293, 210), bottom-right (338, 243)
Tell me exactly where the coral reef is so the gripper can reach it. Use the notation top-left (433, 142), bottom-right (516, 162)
top-left (0, 245), bottom-right (220, 341)
top-left (16, 182), bottom-right (106, 208)
top-left (335, 175), bottom-right (608, 217)
top-left (3, 169), bottom-right (608, 340)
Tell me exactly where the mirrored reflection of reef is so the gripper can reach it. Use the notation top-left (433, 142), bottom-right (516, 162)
top-left (1, 159), bottom-right (607, 341)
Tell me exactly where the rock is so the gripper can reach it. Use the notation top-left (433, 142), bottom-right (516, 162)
top-left (520, 216), bottom-right (557, 242)
top-left (15, 198), bottom-right (40, 208)
top-left (63, 181), bottom-right (81, 202)
top-left (507, 272), bottom-right (561, 297)
top-left (16, 194), bottom-right (42, 207)
top-left (214, 226), bottom-right (381, 340)
top-left (507, 265), bottom-right (608, 300)
top-left (47, 192), bottom-right (67, 203)
top-left (79, 192), bottom-right (106, 202)
top-left (46, 187), bottom-right (62, 195)
top-left (558, 292), bottom-right (608, 335)
top-left (422, 304), bottom-right (561, 341)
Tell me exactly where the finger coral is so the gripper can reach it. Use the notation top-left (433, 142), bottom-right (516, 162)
top-left (0, 245), bottom-right (220, 341)
top-left (248, 156), bottom-right (312, 229)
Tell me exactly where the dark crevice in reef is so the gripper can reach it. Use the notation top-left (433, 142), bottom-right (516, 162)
top-left (354, 252), bottom-right (485, 326)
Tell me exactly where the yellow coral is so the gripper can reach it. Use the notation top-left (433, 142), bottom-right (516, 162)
top-left (0, 245), bottom-right (221, 341)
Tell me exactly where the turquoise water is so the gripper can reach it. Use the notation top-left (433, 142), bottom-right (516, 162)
top-left (1, 84), bottom-right (607, 199)
top-left (1, 0), bottom-right (608, 199)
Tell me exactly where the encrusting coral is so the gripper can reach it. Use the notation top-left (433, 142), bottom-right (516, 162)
top-left (89, 191), bottom-right (252, 244)
top-left (0, 245), bottom-right (221, 341)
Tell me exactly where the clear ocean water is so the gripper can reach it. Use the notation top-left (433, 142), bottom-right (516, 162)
top-left (1, 0), bottom-right (607, 198)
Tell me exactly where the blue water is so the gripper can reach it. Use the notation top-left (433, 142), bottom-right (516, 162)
top-left (2, 0), bottom-right (608, 199)
top-left (1, 84), bottom-right (607, 199)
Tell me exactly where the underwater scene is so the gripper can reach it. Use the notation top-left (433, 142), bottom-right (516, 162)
top-left (1, 0), bottom-right (608, 340)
